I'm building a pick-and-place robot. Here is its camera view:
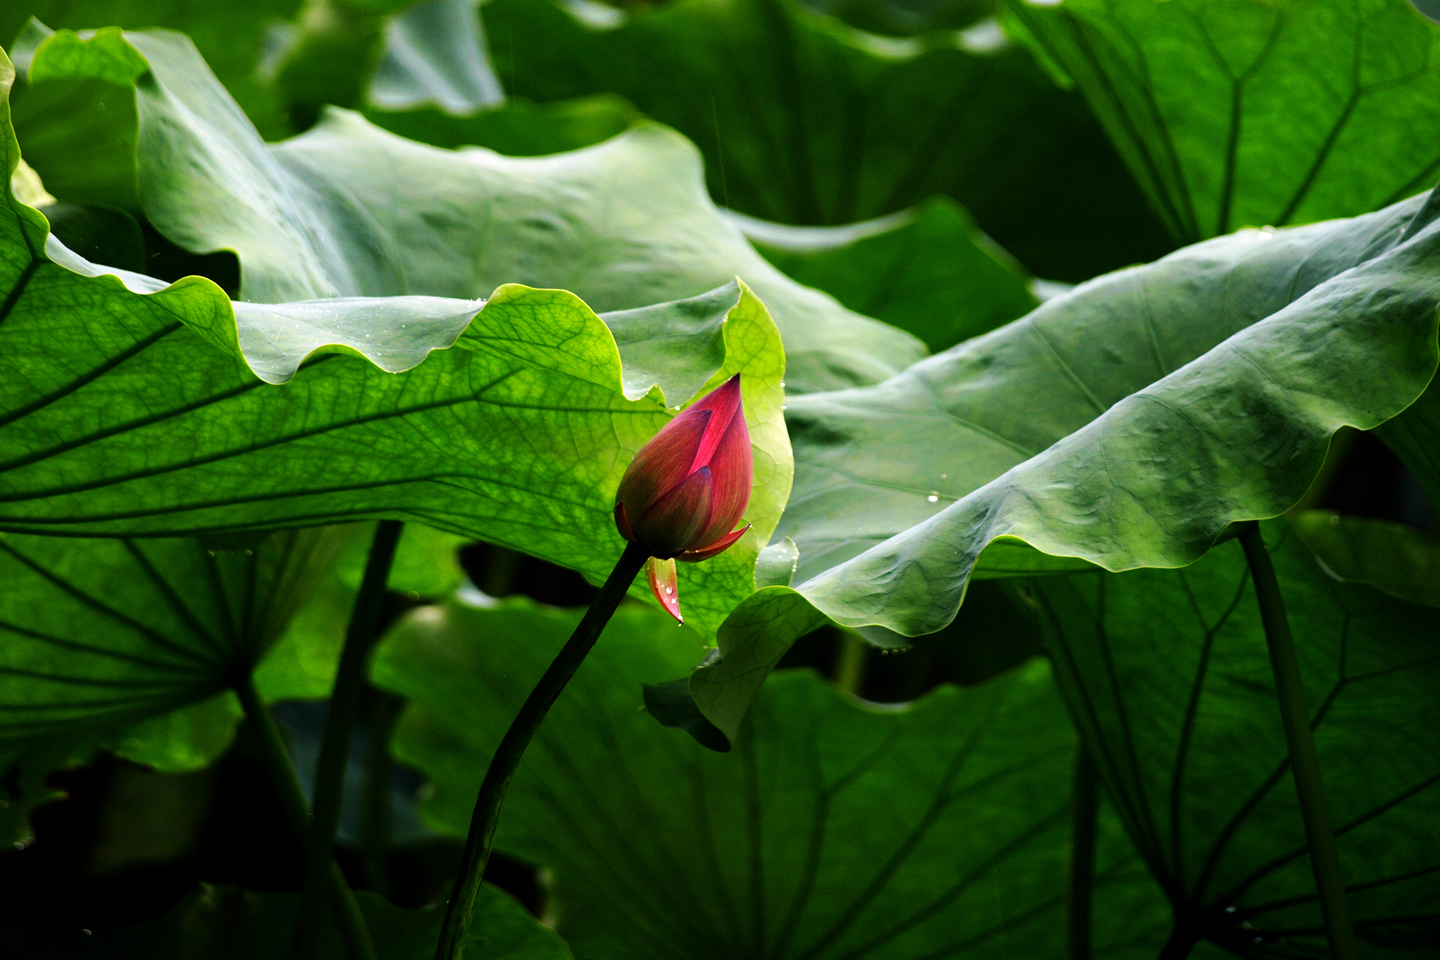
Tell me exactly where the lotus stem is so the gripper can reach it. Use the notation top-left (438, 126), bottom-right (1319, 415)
top-left (434, 541), bottom-right (650, 960)
top-left (1066, 742), bottom-right (1099, 960)
top-left (361, 689), bottom-right (404, 898)
top-left (1237, 523), bottom-right (1357, 960)
top-left (234, 675), bottom-right (378, 960)
top-left (294, 520), bottom-right (404, 959)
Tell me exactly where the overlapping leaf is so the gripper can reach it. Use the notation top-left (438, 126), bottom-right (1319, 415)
top-left (1006, 0), bottom-right (1440, 242)
top-left (478, 0), bottom-right (1173, 281)
top-left (690, 188), bottom-right (1440, 739)
top-left (13, 25), bottom-right (923, 392)
top-left (1, 47), bottom-right (796, 672)
top-left (1033, 524), bottom-right (1440, 955)
top-left (374, 594), bottom-right (1171, 960)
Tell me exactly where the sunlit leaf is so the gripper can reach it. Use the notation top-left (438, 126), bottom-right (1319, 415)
top-left (694, 188), bottom-right (1440, 738)
top-left (13, 27), bottom-right (923, 392)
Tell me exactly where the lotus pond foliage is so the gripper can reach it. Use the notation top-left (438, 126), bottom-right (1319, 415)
top-left (0, 1), bottom-right (1436, 959)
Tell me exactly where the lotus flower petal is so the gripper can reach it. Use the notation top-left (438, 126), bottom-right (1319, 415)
top-left (678, 524), bottom-right (751, 563)
top-left (615, 406), bottom-right (710, 524)
top-left (633, 466), bottom-right (714, 558)
top-left (646, 556), bottom-right (683, 622)
top-left (693, 408), bottom-right (752, 546)
top-left (612, 373), bottom-right (752, 561)
top-left (689, 374), bottom-right (743, 469)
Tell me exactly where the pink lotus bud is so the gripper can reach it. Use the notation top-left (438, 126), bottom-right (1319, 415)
top-left (615, 374), bottom-right (754, 621)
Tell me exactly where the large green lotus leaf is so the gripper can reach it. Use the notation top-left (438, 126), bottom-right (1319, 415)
top-left (2, 1), bottom-right (300, 141)
top-left (1032, 524), bottom-right (1440, 954)
top-left (0, 52), bottom-right (791, 658)
top-left (374, 594), bottom-right (1172, 960)
top-left (688, 191), bottom-right (1440, 740)
top-left (0, 882), bottom-right (572, 959)
top-left (0, 528), bottom-right (343, 751)
top-left (13, 26), bottom-right (924, 393)
top-left (1006, 0), bottom-right (1440, 243)
top-left (732, 197), bottom-right (1039, 353)
top-left (476, 0), bottom-right (1173, 281)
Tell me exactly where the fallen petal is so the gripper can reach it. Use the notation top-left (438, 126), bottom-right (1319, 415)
top-left (646, 556), bottom-right (683, 623)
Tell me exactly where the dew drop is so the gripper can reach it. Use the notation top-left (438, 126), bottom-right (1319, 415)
top-left (1329, 513), bottom-right (1341, 525)
top-left (664, 586), bottom-right (673, 595)
top-left (780, 404), bottom-right (787, 410)
top-left (779, 381), bottom-right (786, 388)
top-left (926, 491), bottom-right (939, 503)
top-left (940, 473), bottom-right (947, 480)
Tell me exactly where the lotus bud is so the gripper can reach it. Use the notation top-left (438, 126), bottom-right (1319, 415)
top-left (615, 374), bottom-right (753, 622)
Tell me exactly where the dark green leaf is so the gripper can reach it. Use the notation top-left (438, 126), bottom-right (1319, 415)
top-left (1033, 524), bottom-right (1440, 954)
top-left (3, 2), bottom-right (300, 141)
top-left (0, 528), bottom-right (343, 752)
top-left (0, 882), bottom-right (571, 959)
top-left (1007, 0), bottom-right (1440, 242)
top-left (365, 94), bottom-right (641, 156)
top-left (1289, 510), bottom-right (1440, 607)
top-left (735, 198), bottom-right (1039, 352)
top-left (479, 0), bottom-right (1174, 280)
top-left (374, 594), bottom-right (1171, 959)
top-left (37, 201), bottom-right (144, 274)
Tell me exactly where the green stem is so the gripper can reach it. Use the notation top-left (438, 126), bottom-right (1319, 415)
top-left (434, 542), bottom-right (649, 960)
top-left (1066, 742), bottom-right (1099, 960)
top-left (833, 629), bottom-right (869, 695)
top-left (1237, 523), bottom-right (1357, 960)
top-left (294, 520), bottom-right (404, 959)
top-left (234, 676), bottom-right (377, 960)
top-left (361, 689), bottom-right (403, 898)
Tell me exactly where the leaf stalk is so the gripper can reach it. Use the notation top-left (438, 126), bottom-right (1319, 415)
top-left (294, 520), bottom-right (405, 959)
top-left (1237, 523), bottom-right (1357, 960)
top-left (434, 541), bottom-right (650, 960)
top-left (234, 675), bottom-right (378, 960)
top-left (1066, 742), bottom-right (1099, 960)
